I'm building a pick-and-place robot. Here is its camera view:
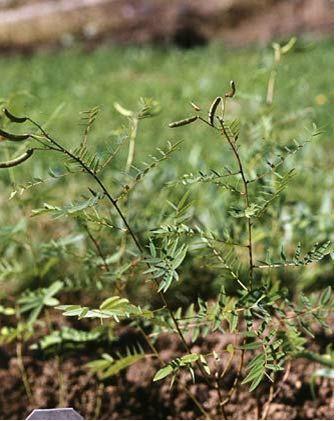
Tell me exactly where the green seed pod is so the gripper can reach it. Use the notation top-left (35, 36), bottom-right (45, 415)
top-left (168, 116), bottom-right (198, 128)
top-left (190, 101), bottom-right (201, 112)
top-left (225, 80), bottom-right (236, 98)
top-left (0, 128), bottom-right (30, 141)
top-left (0, 149), bottom-right (34, 168)
top-left (208, 97), bottom-right (221, 126)
top-left (3, 108), bottom-right (27, 123)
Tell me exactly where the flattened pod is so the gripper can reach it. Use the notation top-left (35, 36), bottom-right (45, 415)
top-left (0, 128), bottom-right (30, 141)
top-left (208, 97), bottom-right (221, 126)
top-left (225, 80), bottom-right (236, 98)
top-left (0, 149), bottom-right (34, 168)
top-left (169, 116), bottom-right (198, 128)
top-left (3, 108), bottom-right (27, 123)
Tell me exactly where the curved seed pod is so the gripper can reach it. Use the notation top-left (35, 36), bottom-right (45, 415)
top-left (169, 116), bottom-right (198, 128)
top-left (225, 80), bottom-right (236, 98)
top-left (190, 101), bottom-right (201, 112)
top-left (0, 149), bottom-right (34, 168)
top-left (208, 97), bottom-right (221, 126)
top-left (0, 128), bottom-right (30, 141)
top-left (3, 108), bottom-right (27, 123)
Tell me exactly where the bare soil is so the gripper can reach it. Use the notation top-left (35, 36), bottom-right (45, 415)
top-left (0, 322), bottom-right (333, 420)
top-left (0, 0), bottom-right (333, 53)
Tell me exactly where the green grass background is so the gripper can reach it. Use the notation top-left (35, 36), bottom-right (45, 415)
top-left (0, 37), bottom-right (333, 299)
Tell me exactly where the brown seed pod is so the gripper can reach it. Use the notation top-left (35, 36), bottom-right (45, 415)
top-left (169, 116), bottom-right (198, 128)
top-left (0, 128), bottom-right (30, 141)
top-left (208, 97), bottom-right (221, 126)
top-left (225, 80), bottom-right (236, 98)
top-left (0, 149), bottom-right (34, 168)
top-left (3, 108), bottom-right (27, 123)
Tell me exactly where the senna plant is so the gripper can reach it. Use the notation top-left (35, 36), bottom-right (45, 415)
top-left (0, 76), bottom-right (332, 420)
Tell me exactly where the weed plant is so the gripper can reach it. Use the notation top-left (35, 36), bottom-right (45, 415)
top-left (0, 39), bottom-right (333, 419)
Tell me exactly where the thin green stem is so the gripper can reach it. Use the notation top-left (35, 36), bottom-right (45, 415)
top-left (15, 309), bottom-right (34, 405)
top-left (16, 341), bottom-right (34, 405)
top-left (214, 116), bottom-right (252, 411)
top-left (83, 223), bottom-right (110, 272)
top-left (215, 375), bottom-right (227, 419)
top-left (254, 262), bottom-right (300, 269)
top-left (138, 326), bottom-right (211, 419)
top-left (198, 116), bottom-right (221, 131)
top-left (125, 118), bottom-right (138, 172)
top-left (29, 117), bottom-right (212, 387)
top-left (262, 362), bottom-right (291, 420)
top-left (29, 118), bottom-right (143, 251)
top-left (218, 119), bottom-right (254, 289)
top-left (221, 347), bottom-right (245, 407)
